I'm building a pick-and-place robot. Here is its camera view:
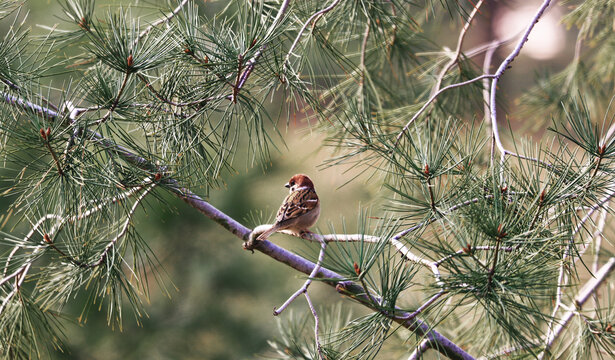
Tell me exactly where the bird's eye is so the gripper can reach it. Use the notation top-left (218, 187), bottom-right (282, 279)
top-left (290, 181), bottom-right (295, 185)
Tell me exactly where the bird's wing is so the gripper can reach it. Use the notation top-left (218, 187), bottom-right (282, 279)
top-left (275, 187), bottom-right (319, 224)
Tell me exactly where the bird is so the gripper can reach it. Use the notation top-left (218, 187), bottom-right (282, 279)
top-left (257, 174), bottom-right (320, 241)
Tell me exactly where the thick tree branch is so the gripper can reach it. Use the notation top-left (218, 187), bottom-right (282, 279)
top-left (0, 92), bottom-right (475, 360)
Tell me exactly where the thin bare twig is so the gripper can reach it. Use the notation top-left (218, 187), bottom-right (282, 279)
top-left (137, 73), bottom-right (230, 107)
top-left (81, 182), bottom-right (155, 268)
top-left (489, 0), bottom-right (553, 157)
top-left (283, 0), bottom-right (344, 66)
top-left (95, 71), bottom-right (130, 125)
top-left (403, 290), bottom-right (446, 324)
top-left (434, 245), bottom-right (516, 267)
top-left (137, 0), bottom-right (190, 41)
top-left (2, 213), bottom-right (63, 283)
top-left (545, 186), bottom-right (615, 353)
top-left (592, 207), bottom-right (608, 274)
top-left (0, 267), bottom-right (28, 315)
top-left (357, 19), bottom-right (370, 109)
top-left (483, 40), bottom-right (499, 166)
top-left (235, 0), bottom-right (292, 92)
top-left (304, 292), bottom-right (324, 359)
top-left (273, 236), bottom-right (327, 316)
top-left (539, 257), bottom-right (615, 359)
top-left (394, 74), bottom-right (495, 147)
top-left (431, 0), bottom-right (485, 96)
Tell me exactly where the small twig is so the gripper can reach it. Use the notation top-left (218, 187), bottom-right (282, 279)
top-left (43, 233), bottom-right (71, 259)
top-left (273, 236), bottom-right (327, 316)
top-left (0, 267), bottom-right (29, 315)
top-left (137, 73), bottom-right (229, 107)
top-left (486, 225), bottom-right (506, 289)
top-left (403, 290), bottom-right (446, 325)
top-left (357, 19), bottom-right (371, 109)
top-left (40, 127), bottom-right (63, 175)
top-left (81, 182), bottom-right (155, 268)
top-left (431, 0), bottom-right (485, 96)
top-left (565, 15), bottom-right (590, 87)
top-left (480, 343), bottom-right (541, 360)
top-left (486, 241), bottom-right (501, 289)
top-left (426, 173), bottom-right (437, 213)
top-left (394, 74), bottom-right (495, 147)
top-left (408, 338), bottom-right (433, 360)
top-left (2, 214), bottom-right (63, 279)
top-left (2, 92), bottom-right (59, 120)
top-left (234, 0), bottom-right (292, 92)
top-left (591, 206), bottom-right (608, 315)
top-left (358, 272), bottom-right (381, 307)
top-left (434, 245), bottom-right (516, 268)
top-left (529, 189), bottom-right (547, 230)
top-left (592, 207), bottom-right (608, 274)
top-left (304, 291), bottom-right (324, 359)
top-left (539, 257), bottom-right (615, 359)
top-left (95, 71), bottom-right (130, 125)
top-left (545, 186), bottom-right (615, 351)
top-left (185, 51), bottom-right (235, 87)
top-left (137, 0), bottom-right (189, 41)
top-left (489, 0), bottom-right (553, 157)
top-left (1, 78), bottom-right (20, 91)
top-left (590, 149), bottom-right (605, 181)
top-left (232, 54), bottom-right (244, 104)
top-left (482, 41), bottom-right (499, 166)
top-left (283, 0), bottom-right (344, 65)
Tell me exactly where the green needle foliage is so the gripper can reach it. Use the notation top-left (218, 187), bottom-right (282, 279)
top-left (1, 0), bottom-right (615, 359)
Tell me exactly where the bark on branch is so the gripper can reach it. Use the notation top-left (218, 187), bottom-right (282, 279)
top-left (0, 92), bottom-right (475, 360)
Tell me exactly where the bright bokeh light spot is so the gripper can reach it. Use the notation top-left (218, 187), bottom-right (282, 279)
top-left (494, 4), bottom-right (566, 60)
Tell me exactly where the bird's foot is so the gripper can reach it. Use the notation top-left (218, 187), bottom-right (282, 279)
top-left (243, 231), bottom-right (260, 253)
top-left (299, 230), bottom-right (315, 240)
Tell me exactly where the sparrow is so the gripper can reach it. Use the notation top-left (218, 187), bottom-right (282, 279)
top-left (257, 174), bottom-right (320, 241)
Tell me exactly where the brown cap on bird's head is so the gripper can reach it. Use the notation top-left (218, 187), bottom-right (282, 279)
top-left (285, 174), bottom-right (315, 190)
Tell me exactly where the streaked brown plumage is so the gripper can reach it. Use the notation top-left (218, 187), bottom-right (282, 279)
top-left (257, 174), bottom-right (320, 241)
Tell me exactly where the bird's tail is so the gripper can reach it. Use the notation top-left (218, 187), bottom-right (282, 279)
top-left (256, 225), bottom-right (279, 241)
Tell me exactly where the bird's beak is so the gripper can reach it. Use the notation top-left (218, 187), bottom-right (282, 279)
top-left (284, 183), bottom-right (290, 188)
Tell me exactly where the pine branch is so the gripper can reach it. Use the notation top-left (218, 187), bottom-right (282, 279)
top-left (283, 0), bottom-right (343, 66)
top-left (489, 0), bottom-right (553, 162)
top-left (0, 92), bottom-right (475, 360)
top-left (235, 0), bottom-right (291, 93)
top-left (394, 74), bottom-right (495, 147)
top-left (409, 338), bottom-right (434, 360)
top-left (273, 236), bottom-right (327, 316)
top-left (137, 0), bottom-right (190, 41)
top-left (539, 257), bottom-right (615, 358)
top-left (431, 0), bottom-right (485, 96)
top-left (304, 291), bottom-right (323, 359)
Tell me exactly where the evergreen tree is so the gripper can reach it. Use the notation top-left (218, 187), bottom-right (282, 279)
top-left (1, 0), bottom-right (615, 359)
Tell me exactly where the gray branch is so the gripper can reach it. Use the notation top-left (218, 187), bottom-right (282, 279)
top-left (0, 91), bottom-right (475, 360)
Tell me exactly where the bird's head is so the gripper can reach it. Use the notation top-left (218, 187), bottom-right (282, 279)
top-left (285, 174), bottom-right (315, 192)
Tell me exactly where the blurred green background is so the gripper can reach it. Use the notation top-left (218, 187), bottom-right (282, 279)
top-left (1, 0), bottom-right (578, 358)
